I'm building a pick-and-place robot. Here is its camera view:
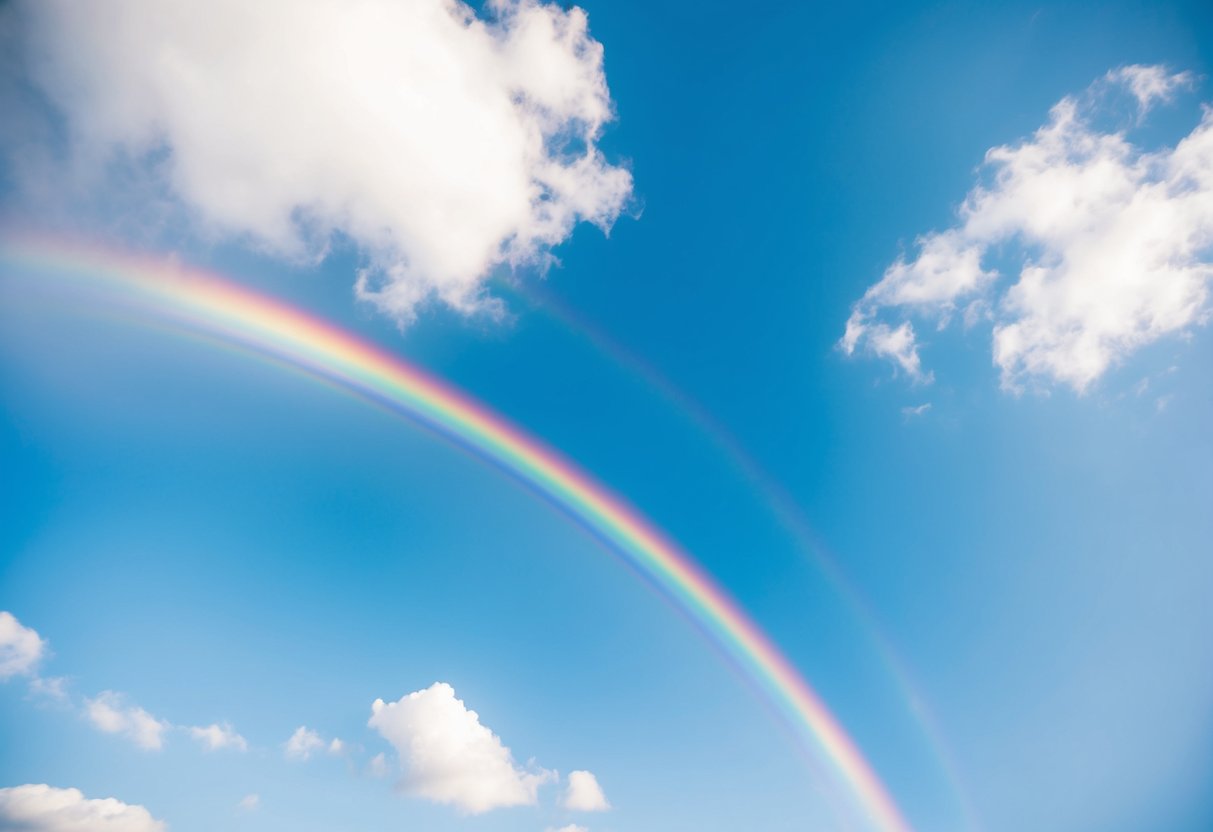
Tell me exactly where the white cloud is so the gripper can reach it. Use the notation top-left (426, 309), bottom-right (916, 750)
top-left (188, 722), bottom-right (248, 752)
top-left (0, 784), bottom-right (165, 832)
top-left (563, 770), bottom-right (610, 812)
top-left (0, 611), bottom-right (45, 679)
top-left (368, 682), bottom-right (554, 814)
top-left (84, 692), bottom-right (170, 751)
top-left (236, 793), bottom-right (260, 812)
top-left (901, 403), bottom-right (932, 419)
top-left (842, 66), bottom-right (1213, 393)
top-left (283, 726), bottom-right (327, 761)
top-left (14, 0), bottom-right (632, 324)
top-left (548, 826), bottom-right (589, 832)
top-left (1106, 64), bottom-right (1194, 112)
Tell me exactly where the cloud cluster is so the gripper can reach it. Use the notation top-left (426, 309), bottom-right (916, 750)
top-left (0, 610), bottom-right (45, 679)
top-left (0, 784), bottom-right (165, 832)
top-left (14, 0), bottom-right (632, 324)
top-left (368, 682), bottom-right (555, 814)
top-left (2, 614), bottom-right (612, 822)
top-left (1, 611), bottom-right (247, 755)
top-left (842, 65), bottom-right (1213, 392)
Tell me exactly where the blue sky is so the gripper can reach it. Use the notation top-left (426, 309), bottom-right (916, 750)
top-left (1, 2), bottom-right (1212, 831)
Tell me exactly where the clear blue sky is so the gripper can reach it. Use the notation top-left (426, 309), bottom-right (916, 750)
top-left (1, 2), bottom-right (1211, 831)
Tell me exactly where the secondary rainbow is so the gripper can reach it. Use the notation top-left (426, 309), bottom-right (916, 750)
top-left (0, 239), bottom-right (912, 832)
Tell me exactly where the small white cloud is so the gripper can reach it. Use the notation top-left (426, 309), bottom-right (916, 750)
top-left (84, 692), bottom-right (170, 751)
top-left (0, 611), bottom-right (45, 679)
top-left (236, 793), bottom-right (260, 812)
top-left (563, 770), bottom-right (610, 812)
top-left (901, 403), bottom-right (932, 419)
top-left (844, 316), bottom-right (931, 383)
top-left (15, 0), bottom-right (632, 325)
top-left (283, 726), bottom-right (327, 761)
top-left (188, 722), bottom-right (248, 752)
top-left (368, 682), bottom-right (555, 814)
top-left (842, 65), bottom-right (1213, 393)
top-left (0, 784), bottom-right (165, 832)
top-left (548, 826), bottom-right (589, 832)
top-left (328, 737), bottom-right (345, 755)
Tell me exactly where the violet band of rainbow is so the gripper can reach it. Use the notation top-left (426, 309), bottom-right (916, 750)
top-left (0, 239), bottom-right (913, 832)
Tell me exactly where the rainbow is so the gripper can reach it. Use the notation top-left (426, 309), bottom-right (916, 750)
top-left (0, 239), bottom-right (912, 832)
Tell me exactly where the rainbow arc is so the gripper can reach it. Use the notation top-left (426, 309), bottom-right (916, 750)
top-left (0, 239), bottom-right (912, 832)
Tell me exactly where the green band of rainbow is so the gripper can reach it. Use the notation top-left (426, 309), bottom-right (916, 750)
top-left (0, 239), bottom-right (912, 832)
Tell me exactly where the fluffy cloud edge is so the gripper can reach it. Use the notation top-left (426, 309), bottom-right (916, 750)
top-left (0, 784), bottom-right (166, 832)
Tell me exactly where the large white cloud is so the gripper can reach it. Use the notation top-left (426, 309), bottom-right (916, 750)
top-left (563, 770), bottom-right (610, 812)
top-left (841, 65), bottom-right (1213, 392)
top-left (13, 0), bottom-right (632, 323)
top-left (0, 784), bottom-right (165, 832)
top-left (368, 682), bottom-right (554, 814)
top-left (84, 692), bottom-right (171, 751)
top-left (0, 611), bottom-right (45, 679)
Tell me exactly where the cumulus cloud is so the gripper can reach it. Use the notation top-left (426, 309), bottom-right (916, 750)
top-left (188, 722), bottom-right (248, 752)
top-left (841, 66), bottom-right (1213, 392)
top-left (0, 611), bottom-right (45, 679)
top-left (84, 692), bottom-right (170, 751)
top-left (11, 0), bottom-right (632, 324)
top-left (368, 682), bottom-right (554, 814)
top-left (563, 770), bottom-right (610, 811)
top-left (0, 784), bottom-right (165, 832)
